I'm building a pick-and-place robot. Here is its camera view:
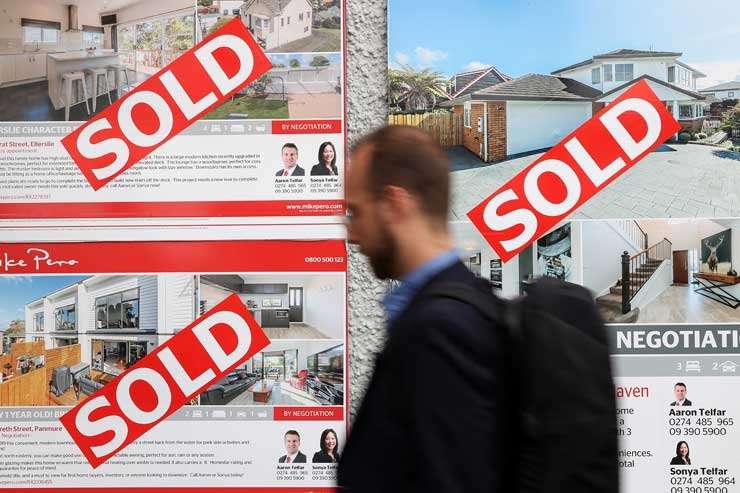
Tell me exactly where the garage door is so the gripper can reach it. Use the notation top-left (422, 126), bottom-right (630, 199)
top-left (506, 101), bottom-right (592, 156)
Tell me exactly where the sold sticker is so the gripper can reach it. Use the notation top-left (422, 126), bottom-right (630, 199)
top-left (61, 17), bottom-right (272, 190)
top-left (59, 294), bottom-right (270, 468)
top-left (468, 79), bottom-right (681, 262)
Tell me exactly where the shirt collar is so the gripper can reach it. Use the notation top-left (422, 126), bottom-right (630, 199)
top-left (382, 249), bottom-right (460, 325)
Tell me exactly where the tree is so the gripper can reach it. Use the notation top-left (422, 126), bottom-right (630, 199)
top-left (198, 0), bottom-right (213, 5)
top-left (5, 320), bottom-right (24, 336)
top-left (289, 58), bottom-right (301, 68)
top-left (309, 55), bottom-right (330, 67)
top-left (388, 65), bottom-right (448, 112)
top-left (207, 16), bottom-right (235, 36)
top-left (721, 101), bottom-right (740, 138)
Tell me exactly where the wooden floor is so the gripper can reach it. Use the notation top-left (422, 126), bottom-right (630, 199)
top-left (638, 285), bottom-right (740, 323)
top-left (262, 323), bottom-right (330, 339)
top-left (48, 387), bottom-right (87, 406)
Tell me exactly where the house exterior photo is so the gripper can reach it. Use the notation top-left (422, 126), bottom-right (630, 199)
top-left (699, 81), bottom-right (740, 102)
top-left (443, 49), bottom-right (708, 163)
top-left (551, 49), bottom-right (707, 132)
top-left (25, 274), bottom-right (197, 379)
top-left (241, 0), bottom-right (313, 50)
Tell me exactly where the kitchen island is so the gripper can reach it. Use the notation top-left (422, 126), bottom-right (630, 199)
top-left (47, 50), bottom-right (122, 111)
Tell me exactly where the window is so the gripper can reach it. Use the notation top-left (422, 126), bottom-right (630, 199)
top-left (21, 19), bottom-right (60, 45)
top-left (255, 18), bottom-right (262, 27)
top-left (729, 91), bottom-right (735, 98)
top-left (223, 9), bottom-right (228, 15)
top-left (54, 304), bottom-right (76, 331)
top-left (287, 16), bottom-right (291, 25)
top-left (281, 17), bottom-right (284, 27)
top-left (34, 312), bottom-right (44, 332)
top-left (679, 105), bottom-right (693, 118)
top-left (232, 9), bottom-right (240, 15)
top-left (591, 67), bottom-right (600, 84)
top-left (299, 13), bottom-right (304, 21)
top-left (603, 64), bottom-right (612, 82)
top-left (95, 288), bottom-right (139, 329)
top-left (679, 68), bottom-right (690, 87)
top-left (615, 63), bottom-right (633, 82)
top-left (92, 339), bottom-right (148, 376)
top-left (463, 101), bottom-right (471, 128)
top-left (667, 66), bottom-right (675, 83)
top-left (83, 31), bottom-right (104, 47)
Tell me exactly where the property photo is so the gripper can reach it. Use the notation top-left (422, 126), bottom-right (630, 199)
top-left (0, 0), bottom-right (196, 122)
top-left (198, 340), bottom-right (344, 406)
top-left (0, 273), bottom-right (197, 406)
top-left (197, 0), bottom-right (341, 53)
top-left (199, 272), bottom-right (345, 340)
top-left (453, 218), bottom-right (740, 325)
top-left (203, 53), bottom-right (342, 119)
top-left (389, 0), bottom-right (740, 221)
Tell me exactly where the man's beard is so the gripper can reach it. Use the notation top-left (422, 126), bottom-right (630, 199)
top-left (367, 223), bottom-right (397, 280)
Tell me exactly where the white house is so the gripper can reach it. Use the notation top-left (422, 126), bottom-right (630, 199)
top-left (25, 274), bottom-right (197, 378)
top-left (551, 48), bottom-right (707, 131)
top-left (699, 81), bottom-right (740, 102)
top-left (240, 0), bottom-right (313, 50)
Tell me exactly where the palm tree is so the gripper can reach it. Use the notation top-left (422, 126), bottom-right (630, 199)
top-left (388, 65), bottom-right (448, 112)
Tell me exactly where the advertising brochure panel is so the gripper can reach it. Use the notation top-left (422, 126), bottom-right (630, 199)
top-left (0, 0), bottom-right (345, 223)
top-left (0, 239), bottom-right (347, 490)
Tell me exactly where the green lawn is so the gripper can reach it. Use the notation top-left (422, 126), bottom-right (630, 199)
top-left (203, 97), bottom-right (289, 119)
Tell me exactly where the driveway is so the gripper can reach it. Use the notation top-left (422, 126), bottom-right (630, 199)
top-left (449, 144), bottom-right (740, 220)
top-left (287, 92), bottom-right (341, 118)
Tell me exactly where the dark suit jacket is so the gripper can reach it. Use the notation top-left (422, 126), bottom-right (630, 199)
top-left (338, 262), bottom-right (505, 493)
top-left (670, 399), bottom-right (692, 406)
top-left (279, 451), bottom-right (306, 463)
top-left (312, 450), bottom-right (339, 463)
top-left (671, 456), bottom-right (690, 465)
top-left (310, 163), bottom-right (338, 176)
top-left (276, 165), bottom-right (305, 177)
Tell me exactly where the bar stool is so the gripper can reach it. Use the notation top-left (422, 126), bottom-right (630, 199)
top-left (106, 64), bottom-right (131, 98)
top-left (60, 71), bottom-right (90, 122)
top-left (85, 67), bottom-right (112, 113)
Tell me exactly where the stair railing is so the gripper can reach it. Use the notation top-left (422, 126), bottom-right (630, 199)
top-left (621, 238), bottom-right (672, 314)
top-left (615, 219), bottom-right (648, 250)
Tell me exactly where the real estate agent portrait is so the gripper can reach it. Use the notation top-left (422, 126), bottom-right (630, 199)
top-left (310, 142), bottom-right (339, 176)
top-left (670, 441), bottom-right (691, 465)
top-left (279, 430), bottom-right (307, 463)
top-left (312, 428), bottom-right (341, 463)
top-left (276, 143), bottom-right (305, 177)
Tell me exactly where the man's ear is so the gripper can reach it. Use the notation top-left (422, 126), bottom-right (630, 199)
top-left (378, 185), bottom-right (410, 223)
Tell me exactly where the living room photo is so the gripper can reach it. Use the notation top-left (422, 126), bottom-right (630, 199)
top-left (453, 218), bottom-right (740, 325)
top-left (199, 272), bottom-right (345, 340)
top-left (0, 273), bottom-right (197, 406)
top-left (198, 340), bottom-right (344, 406)
top-left (0, 0), bottom-right (196, 122)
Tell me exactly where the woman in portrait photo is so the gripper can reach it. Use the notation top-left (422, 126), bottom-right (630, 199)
top-left (310, 142), bottom-right (339, 176)
top-left (670, 441), bottom-right (691, 465)
top-left (312, 428), bottom-right (340, 463)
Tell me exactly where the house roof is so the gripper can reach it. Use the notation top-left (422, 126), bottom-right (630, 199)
top-left (243, 0), bottom-right (309, 16)
top-left (443, 74), bottom-right (602, 105)
top-left (596, 74), bottom-right (705, 101)
top-left (699, 80), bottom-right (740, 92)
top-left (551, 48), bottom-right (683, 74)
top-left (448, 66), bottom-right (511, 99)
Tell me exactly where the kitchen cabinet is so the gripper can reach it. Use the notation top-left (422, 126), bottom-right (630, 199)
top-left (242, 283), bottom-right (288, 294)
top-left (14, 54), bottom-right (46, 81)
top-left (0, 56), bottom-right (16, 85)
top-left (261, 309), bottom-right (290, 328)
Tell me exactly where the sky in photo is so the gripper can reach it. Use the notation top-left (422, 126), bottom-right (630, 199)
top-left (0, 276), bottom-right (88, 332)
top-left (389, 0), bottom-right (740, 88)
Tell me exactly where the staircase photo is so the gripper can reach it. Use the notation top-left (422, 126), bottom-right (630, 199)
top-left (596, 238), bottom-right (672, 323)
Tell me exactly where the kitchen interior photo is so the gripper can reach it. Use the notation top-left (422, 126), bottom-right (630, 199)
top-left (199, 273), bottom-right (345, 340)
top-left (0, 0), bottom-right (195, 122)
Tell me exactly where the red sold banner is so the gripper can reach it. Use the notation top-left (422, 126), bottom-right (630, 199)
top-left (468, 79), bottom-right (681, 262)
top-left (59, 294), bottom-right (270, 468)
top-left (61, 17), bottom-right (271, 190)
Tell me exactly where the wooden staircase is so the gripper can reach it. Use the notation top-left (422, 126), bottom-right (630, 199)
top-left (596, 257), bottom-right (664, 323)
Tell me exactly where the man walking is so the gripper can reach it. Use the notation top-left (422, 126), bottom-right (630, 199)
top-left (338, 126), bottom-right (505, 492)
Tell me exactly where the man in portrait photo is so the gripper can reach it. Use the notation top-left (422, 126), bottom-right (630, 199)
top-left (276, 143), bottom-right (305, 176)
top-left (670, 382), bottom-right (692, 406)
top-left (278, 430), bottom-right (307, 463)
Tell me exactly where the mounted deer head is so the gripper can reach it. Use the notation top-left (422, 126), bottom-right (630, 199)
top-left (704, 235), bottom-right (725, 272)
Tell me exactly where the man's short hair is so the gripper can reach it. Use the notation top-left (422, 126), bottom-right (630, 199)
top-left (674, 382), bottom-right (687, 389)
top-left (353, 125), bottom-right (450, 223)
top-left (282, 143), bottom-right (298, 152)
top-left (284, 430), bottom-right (300, 439)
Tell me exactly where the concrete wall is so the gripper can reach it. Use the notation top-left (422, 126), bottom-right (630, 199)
top-left (345, 0), bottom-right (387, 419)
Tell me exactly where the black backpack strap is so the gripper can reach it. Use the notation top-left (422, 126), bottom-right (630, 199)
top-left (425, 280), bottom-right (523, 493)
